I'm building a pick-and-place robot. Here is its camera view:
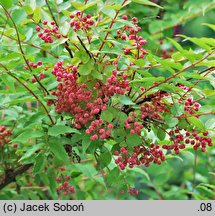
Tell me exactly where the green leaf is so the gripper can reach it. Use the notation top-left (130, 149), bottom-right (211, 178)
top-left (19, 143), bottom-right (45, 162)
top-left (132, 167), bottom-right (150, 181)
top-left (33, 6), bottom-right (41, 23)
top-left (75, 50), bottom-right (90, 64)
top-left (91, 70), bottom-right (103, 80)
top-left (0, 0), bottom-right (13, 9)
top-left (101, 109), bottom-right (114, 123)
top-left (13, 130), bottom-right (44, 142)
top-left (48, 125), bottom-right (80, 136)
top-left (157, 128), bottom-right (166, 141)
top-left (78, 59), bottom-right (94, 76)
top-left (49, 138), bottom-right (69, 164)
top-left (202, 23), bottom-right (215, 31)
top-left (71, 2), bottom-right (85, 11)
top-left (180, 35), bottom-right (213, 51)
top-left (105, 4), bottom-right (122, 10)
top-left (33, 154), bottom-right (45, 174)
top-left (187, 116), bottom-right (206, 130)
top-left (47, 169), bottom-right (57, 197)
top-left (165, 116), bottom-right (179, 127)
top-left (106, 167), bottom-right (120, 186)
top-left (85, 0), bottom-right (99, 9)
top-left (131, 0), bottom-right (163, 8)
top-left (153, 172), bottom-right (170, 186)
top-left (82, 135), bottom-right (91, 153)
top-left (119, 95), bottom-right (135, 105)
top-left (133, 59), bottom-right (146, 67)
top-left (130, 77), bottom-right (165, 83)
top-left (98, 151), bottom-right (112, 169)
top-left (126, 134), bottom-right (142, 147)
top-left (101, 8), bottom-right (116, 19)
top-left (165, 155), bottom-right (183, 162)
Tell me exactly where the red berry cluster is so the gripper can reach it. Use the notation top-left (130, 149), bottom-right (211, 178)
top-left (101, 70), bottom-right (130, 97)
top-left (86, 119), bottom-right (113, 140)
top-left (31, 73), bottom-right (45, 83)
top-left (184, 98), bottom-right (200, 114)
top-left (48, 61), bottom-right (130, 129)
top-left (36, 20), bottom-right (63, 43)
top-left (70, 12), bottom-right (95, 32)
top-left (23, 60), bottom-right (43, 70)
top-left (158, 38), bottom-right (174, 59)
top-left (141, 95), bottom-right (168, 122)
top-left (124, 113), bottom-right (144, 135)
top-left (117, 15), bottom-right (147, 58)
top-left (163, 128), bottom-right (212, 153)
top-left (0, 125), bottom-right (12, 147)
top-left (179, 84), bottom-right (189, 91)
top-left (128, 187), bottom-right (139, 195)
top-left (114, 144), bottom-right (166, 170)
top-left (56, 176), bottom-right (75, 196)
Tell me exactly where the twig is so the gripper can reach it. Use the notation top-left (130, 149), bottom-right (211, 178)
top-left (77, 36), bottom-right (96, 61)
top-left (44, 0), bottom-right (73, 58)
top-left (96, 0), bottom-right (128, 58)
top-left (0, 164), bottom-right (32, 190)
top-left (135, 50), bottom-right (215, 103)
top-left (0, 64), bottom-right (55, 125)
top-left (1, 4), bottom-right (50, 96)
top-left (2, 34), bottom-right (59, 58)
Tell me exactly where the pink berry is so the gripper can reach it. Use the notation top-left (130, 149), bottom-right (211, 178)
top-left (13, 143), bottom-right (18, 148)
top-left (132, 17), bottom-right (138, 23)
top-left (42, 20), bottom-right (48, 25)
top-left (56, 34), bottom-right (62, 39)
top-left (31, 77), bottom-right (36, 83)
top-left (72, 66), bottom-right (78, 72)
top-left (70, 13), bottom-right (74, 18)
top-left (37, 61), bottom-right (43, 66)
top-left (56, 176), bottom-right (61, 182)
top-left (66, 176), bottom-right (71, 180)
top-left (122, 15), bottom-right (128, 20)
top-left (35, 26), bottom-right (41, 31)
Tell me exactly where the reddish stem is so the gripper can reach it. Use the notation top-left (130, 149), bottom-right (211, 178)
top-left (96, 0), bottom-right (127, 58)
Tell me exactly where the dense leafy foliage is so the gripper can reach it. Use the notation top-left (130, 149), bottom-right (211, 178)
top-left (0, 0), bottom-right (214, 200)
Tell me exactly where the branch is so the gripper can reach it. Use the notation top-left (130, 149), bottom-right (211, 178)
top-left (0, 64), bottom-right (55, 125)
top-left (135, 50), bottom-right (215, 103)
top-left (3, 34), bottom-right (59, 58)
top-left (77, 36), bottom-right (96, 61)
top-left (1, 4), bottom-right (50, 96)
top-left (96, 0), bottom-right (127, 58)
top-left (44, 0), bottom-right (73, 58)
top-left (0, 164), bottom-right (32, 190)
top-left (152, 2), bottom-right (215, 35)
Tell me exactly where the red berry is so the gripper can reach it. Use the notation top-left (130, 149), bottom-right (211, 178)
top-left (39, 73), bottom-right (45, 80)
top-left (132, 17), bottom-right (138, 23)
top-left (56, 176), bottom-right (61, 182)
top-left (66, 176), bottom-right (71, 180)
top-left (42, 20), bottom-right (48, 25)
top-left (56, 34), bottom-right (62, 39)
top-left (31, 77), bottom-right (37, 83)
top-left (37, 61), bottom-right (43, 66)
top-left (35, 26), bottom-right (41, 31)
top-left (203, 131), bottom-right (208, 136)
top-left (13, 143), bottom-right (18, 148)
top-left (122, 15), bottom-right (128, 20)
top-left (114, 151), bottom-right (119, 156)
top-left (70, 13), bottom-right (75, 18)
